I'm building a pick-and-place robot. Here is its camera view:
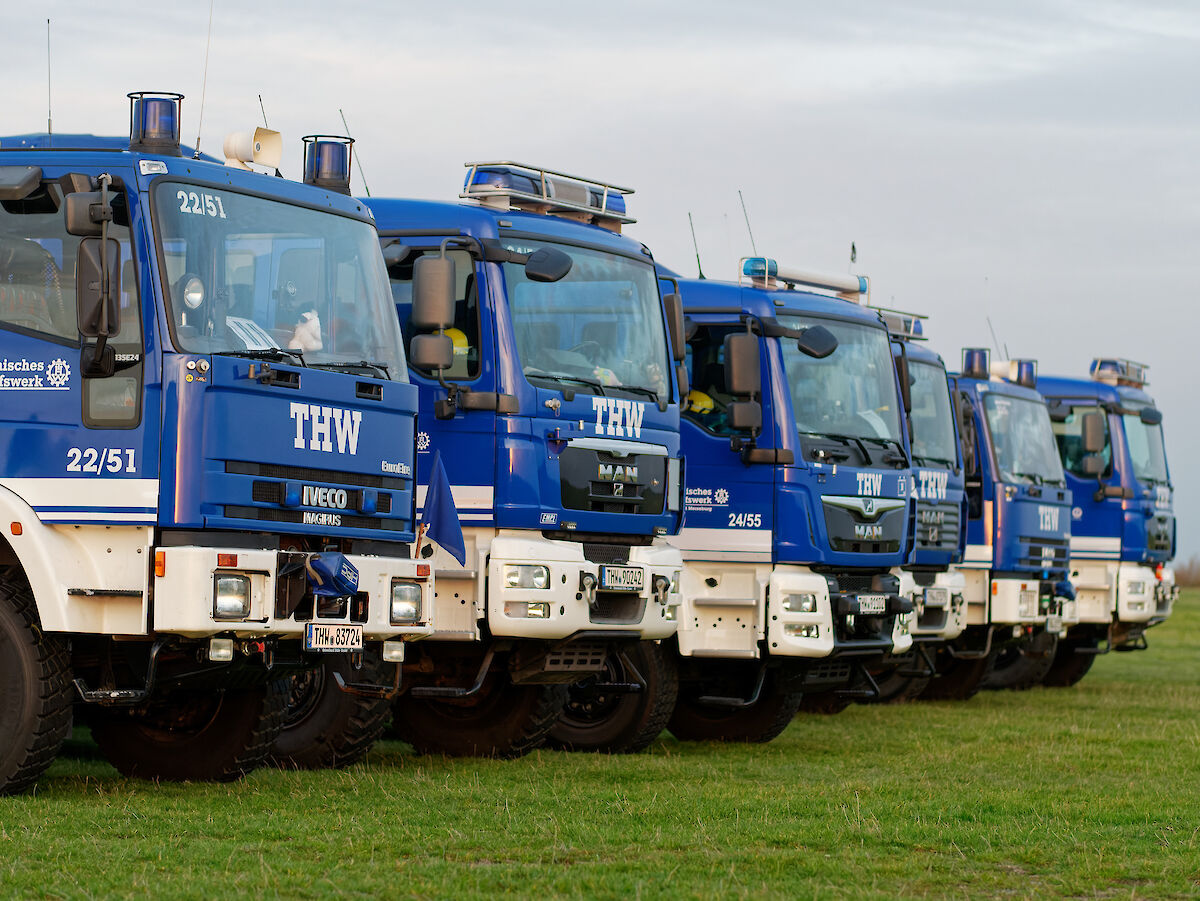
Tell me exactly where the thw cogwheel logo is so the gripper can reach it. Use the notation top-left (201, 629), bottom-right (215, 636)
top-left (46, 358), bottom-right (71, 388)
top-left (714, 488), bottom-right (730, 505)
top-left (416, 431), bottom-right (431, 452)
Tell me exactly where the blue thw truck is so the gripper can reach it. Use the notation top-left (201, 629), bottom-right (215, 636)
top-left (1035, 357), bottom-right (1176, 686)
top-left (365, 162), bottom-right (684, 756)
top-left (640, 257), bottom-right (915, 741)
top-left (0, 94), bottom-right (430, 794)
top-left (927, 350), bottom-right (1073, 697)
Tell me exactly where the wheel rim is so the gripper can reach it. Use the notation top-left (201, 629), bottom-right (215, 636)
top-left (281, 667), bottom-right (326, 730)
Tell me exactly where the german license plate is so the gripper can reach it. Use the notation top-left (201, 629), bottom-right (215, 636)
top-left (304, 622), bottom-right (363, 652)
top-left (924, 587), bottom-right (950, 607)
top-left (858, 594), bottom-right (887, 614)
top-left (1045, 614), bottom-right (1063, 634)
top-left (599, 564), bottom-right (644, 592)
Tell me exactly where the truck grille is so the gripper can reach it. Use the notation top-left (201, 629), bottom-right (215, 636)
top-left (1017, 536), bottom-right (1068, 572)
top-left (559, 447), bottom-right (666, 515)
top-left (227, 460), bottom-right (410, 491)
top-left (914, 501), bottom-right (960, 552)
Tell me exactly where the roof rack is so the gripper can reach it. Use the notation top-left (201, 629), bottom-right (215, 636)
top-left (738, 257), bottom-right (868, 303)
top-left (461, 161), bottom-right (635, 232)
top-left (873, 306), bottom-right (927, 341)
top-left (1090, 357), bottom-right (1148, 388)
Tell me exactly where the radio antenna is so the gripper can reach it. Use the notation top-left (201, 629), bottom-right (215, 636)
top-left (45, 19), bottom-right (52, 145)
top-left (737, 189), bottom-right (758, 256)
top-left (193, 0), bottom-right (216, 159)
top-left (338, 108), bottom-right (370, 196)
top-left (687, 212), bottom-right (706, 279)
top-left (986, 314), bottom-right (1006, 358)
top-left (258, 94), bottom-right (270, 128)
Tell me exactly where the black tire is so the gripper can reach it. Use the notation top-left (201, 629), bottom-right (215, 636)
top-left (983, 631), bottom-right (1058, 691)
top-left (668, 668), bottom-right (803, 743)
top-left (918, 646), bottom-right (996, 701)
top-left (0, 573), bottom-right (72, 796)
top-left (546, 642), bottom-right (678, 754)
top-left (268, 652), bottom-right (393, 770)
top-left (796, 690), bottom-right (852, 715)
top-left (861, 650), bottom-right (932, 705)
top-left (91, 681), bottom-right (287, 782)
top-left (1041, 636), bottom-right (1099, 688)
top-left (391, 673), bottom-right (568, 759)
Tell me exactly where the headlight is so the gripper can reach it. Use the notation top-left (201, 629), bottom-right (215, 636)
top-left (1127, 581), bottom-right (1147, 596)
top-left (390, 581), bottom-right (423, 624)
top-left (1018, 590), bottom-right (1037, 618)
top-left (213, 574), bottom-right (251, 620)
top-left (785, 623), bottom-right (819, 638)
top-left (783, 593), bottom-right (818, 613)
top-left (503, 601), bottom-right (551, 618)
top-left (503, 564), bottom-right (550, 590)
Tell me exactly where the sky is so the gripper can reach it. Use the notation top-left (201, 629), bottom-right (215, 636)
top-left (5, 0), bottom-right (1197, 559)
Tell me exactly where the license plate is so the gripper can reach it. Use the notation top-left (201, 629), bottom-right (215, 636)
top-left (1045, 614), bottom-right (1063, 634)
top-left (924, 587), bottom-right (950, 607)
top-left (599, 564), bottom-right (644, 592)
top-left (857, 594), bottom-right (887, 615)
top-left (304, 622), bottom-right (363, 652)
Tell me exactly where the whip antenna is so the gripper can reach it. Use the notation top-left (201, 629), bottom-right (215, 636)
top-left (338, 108), bottom-right (370, 196)
top-left (193, 0), bottom-right (216, 159)
top-left (46, 19), bottom-right (52, 145)
top-left (737, 189), bottom-right (758, 256)
top-left (258, 94), bottom-right (269, 128)
top-left (687, 212), bottom-right (706, 279)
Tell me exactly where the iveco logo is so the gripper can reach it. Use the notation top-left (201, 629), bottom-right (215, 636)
top-left (823, 496), bottom-right (906, 521)
top-left (302, 485), bottom-right (349, 509)
top-left (599, 464), bottom-right (638, 483)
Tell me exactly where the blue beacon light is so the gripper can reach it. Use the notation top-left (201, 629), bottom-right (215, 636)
top-left (128, 91), bottom-right (184, 156)
top-left (742, 257), bottom-right (779, 279)
top-left (302, 135), bottom-right (354, 195)
top-left (962, 348), bottom-right (990, 380)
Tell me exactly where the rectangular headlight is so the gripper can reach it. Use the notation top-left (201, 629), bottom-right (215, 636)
top-left (213, 574), bottom-right (251, 620)
top-left (783, 593), bottom-right (818, 613)
top-left (503, 564), bottom-right (550, 590)
top-left (390, 581), bottom-right (423, 624)
top-left (784, 623), bottom-right (819, 638)
top-left (503, 601), bottom-right (551, 618)
top-left (1127, 581), bottom-right (1147, 596)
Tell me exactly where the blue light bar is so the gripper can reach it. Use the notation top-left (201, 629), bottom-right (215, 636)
top-left (961, 348), bottom-right (990, 379)
top-left (461, 161), bottom-right (635, 230)
top-left (302, 135), bottom-right (354, 195)
top-left (740, 257), bottom-right (867, 299)
top-left (876, 307), bottom-right (928, 341)
top-left (742, 257), bottom-right (778, 279)
top-left (127, 91), bottom-right (183, 156)
top-left (1090, 357), bottom-right (1148, 387)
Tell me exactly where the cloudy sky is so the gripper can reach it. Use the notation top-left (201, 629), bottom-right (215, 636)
top-left (6, 0), bottom-right (1197, 558)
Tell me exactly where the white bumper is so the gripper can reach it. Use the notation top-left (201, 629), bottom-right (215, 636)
top-left (899, 569), bottom-right (967, 641)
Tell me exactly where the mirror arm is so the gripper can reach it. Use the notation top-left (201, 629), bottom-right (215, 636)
top-left (98, 174), bottom-right (112, 339)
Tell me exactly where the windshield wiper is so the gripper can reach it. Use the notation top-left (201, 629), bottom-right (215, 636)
top-left (223, 348), bottom-right (307, 367)
top-left (313, 360), bottom-right (391, 379)
top-left (912, 454), bottom-right (956, 468)
top-left (524, 368), bottom-right (607, 396)
top-left (1009, 471), bottom-right (1045, 485)
top-left (614, 384), bottom-right (659, 403)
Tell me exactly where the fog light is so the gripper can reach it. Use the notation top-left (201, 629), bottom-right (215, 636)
top-left (208, 637), bottom-right (234, 661)
top-left (665, 605), bottom-right (677, 621)
top-left (669, 573), bottom-right (680, 595)
top-left (1018, 590), bottom-right (1037, 618)
top-left (785, 623), bottom-right (819, 639)
top-left (382, 640), bottom-right (406, 663)
top-left (503, 564), bottom-right (550, 589)
top-left (390, 581), bottom-right (422, 624)
top-left (1128, 600), bottom-right (1146, 612)
top-left (213, 574), bottom-right (251, 620)
top-left (783, 593), bottom-right (818, 613)
top-left (504, 601), bottom-right (551, 618)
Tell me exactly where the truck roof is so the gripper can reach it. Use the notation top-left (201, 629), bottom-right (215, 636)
top-left (1035, 373), bottom-right (1156, 408)
top-left (666, 275), bottom-right (887, 329)
top-left (952, 372), bottom-right (1047, 403)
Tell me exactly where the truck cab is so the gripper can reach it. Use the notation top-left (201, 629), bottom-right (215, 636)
top-left (932, 350), bottom-right (1073, 697)
top-left (660, 258), bottom-right (914, 740)
top-left (0, 95), bottom-right (429, 794)
top-left (365, 162), bottom-right (684, 756)
top-left (1036, 357), bottom-right (1175, 685)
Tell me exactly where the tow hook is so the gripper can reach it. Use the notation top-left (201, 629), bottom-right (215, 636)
top-left (652, 575), bottom-right (671, 606)
top-left (580, 572), bottom-right (598, 609)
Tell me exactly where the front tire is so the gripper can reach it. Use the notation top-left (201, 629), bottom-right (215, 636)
top-left (1041, 635), bottom-right (1099, 687)
top-left (918, 646), bottom-right (996, 701)
top-left (983, 631), bottom-right (1058, 691)
top-left (547, 642), bottom-right (678, 754)
top-left (91, 682), bottom-right (287, 782)
top-left (669, 668), bottom-right (802, 743)
top-left (0, 573), bottom-right (72, 796)
top-left (268, 652), bottom-right (392, 770)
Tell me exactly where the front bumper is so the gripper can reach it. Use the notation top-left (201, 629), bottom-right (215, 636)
top-left (152, 545), bottom-right (433, 640)
top-left (899, 569), bottom-right (967, 641)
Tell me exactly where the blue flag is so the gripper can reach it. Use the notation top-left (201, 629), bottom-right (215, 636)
top-left (421, 450), bottom-right (465, 566)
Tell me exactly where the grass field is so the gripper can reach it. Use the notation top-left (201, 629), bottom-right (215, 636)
top-left (3, 594), bottom-right (1199, 899)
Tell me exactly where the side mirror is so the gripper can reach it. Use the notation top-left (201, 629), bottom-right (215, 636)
top-left (797, 324), bottom-right (837, 359)
top-left (524, 247), bottom-right (572, 283)
top-left (64, 190), bottom-right (108, 237)
top-left (728, 400), bottom-right (762, 432)
top-left (1081, 453), bottom-right (1106, 477)
top-left (1081, 411), bottom-right (1106, 454)
top-left (76, 237), bottom-right (121, 337)
top-left (723, 332), bottom-right (760, 398)
top-left (675, 363), bottom-right (689, 399)
top-left (662, 293), bottom-right (686, 363)
top-left (894, 353), bottom-right (913, 415)
top-left (410, 334), bottom-right (453, 372)
top-left (1140, 407), bottom-right (1163, 426)
top-left (411, 255), bottom-right (455, 331)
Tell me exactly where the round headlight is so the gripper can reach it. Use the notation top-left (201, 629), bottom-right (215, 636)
top-left (183, 276), bottom-right (205, 309)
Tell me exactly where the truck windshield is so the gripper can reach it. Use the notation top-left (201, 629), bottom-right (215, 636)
top-left (153, 182), bottom-right (407, 381)
top-left (1123, 410), bottom-right (1169, 484)
top-left (502, 240), bottom-right (669, 402)
top-left (908, 359), bottom-right (958, 467)
top-left (983, 394), bottom-right (1065, 486)
top-left (779, 315), bottom-right (903, 444)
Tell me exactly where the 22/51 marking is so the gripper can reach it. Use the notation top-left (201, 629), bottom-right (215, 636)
top-left (66, 448), bottom-right (136, 474)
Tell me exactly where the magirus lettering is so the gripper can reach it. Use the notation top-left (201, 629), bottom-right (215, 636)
top-left (290, 403), bottom-right (362, 455)
top-left (303, 511), bottom-right (342, 526)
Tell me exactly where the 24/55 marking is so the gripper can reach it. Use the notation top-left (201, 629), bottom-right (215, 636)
top-left (67, 448), bottom-right (136, 474)
top-left (728, 512), bottom-right (762, 528)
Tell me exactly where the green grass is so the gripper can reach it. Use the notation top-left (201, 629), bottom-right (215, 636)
top-left (4, 596), bottom-right (1200, 899)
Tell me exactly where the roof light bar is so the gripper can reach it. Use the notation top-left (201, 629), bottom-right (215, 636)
top-left (461, 161), bottom-right (635, 232)
top-left (128, 91), bottom-right (184, 156)
top-left (739, 257), bottom-right (868, 302)
top-left (1090, 357), bottom-right (1148, 388)
top-left (874, 307), bottom-right (927, 341)
top-left (990, 358), bottom-right (1038, 389)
